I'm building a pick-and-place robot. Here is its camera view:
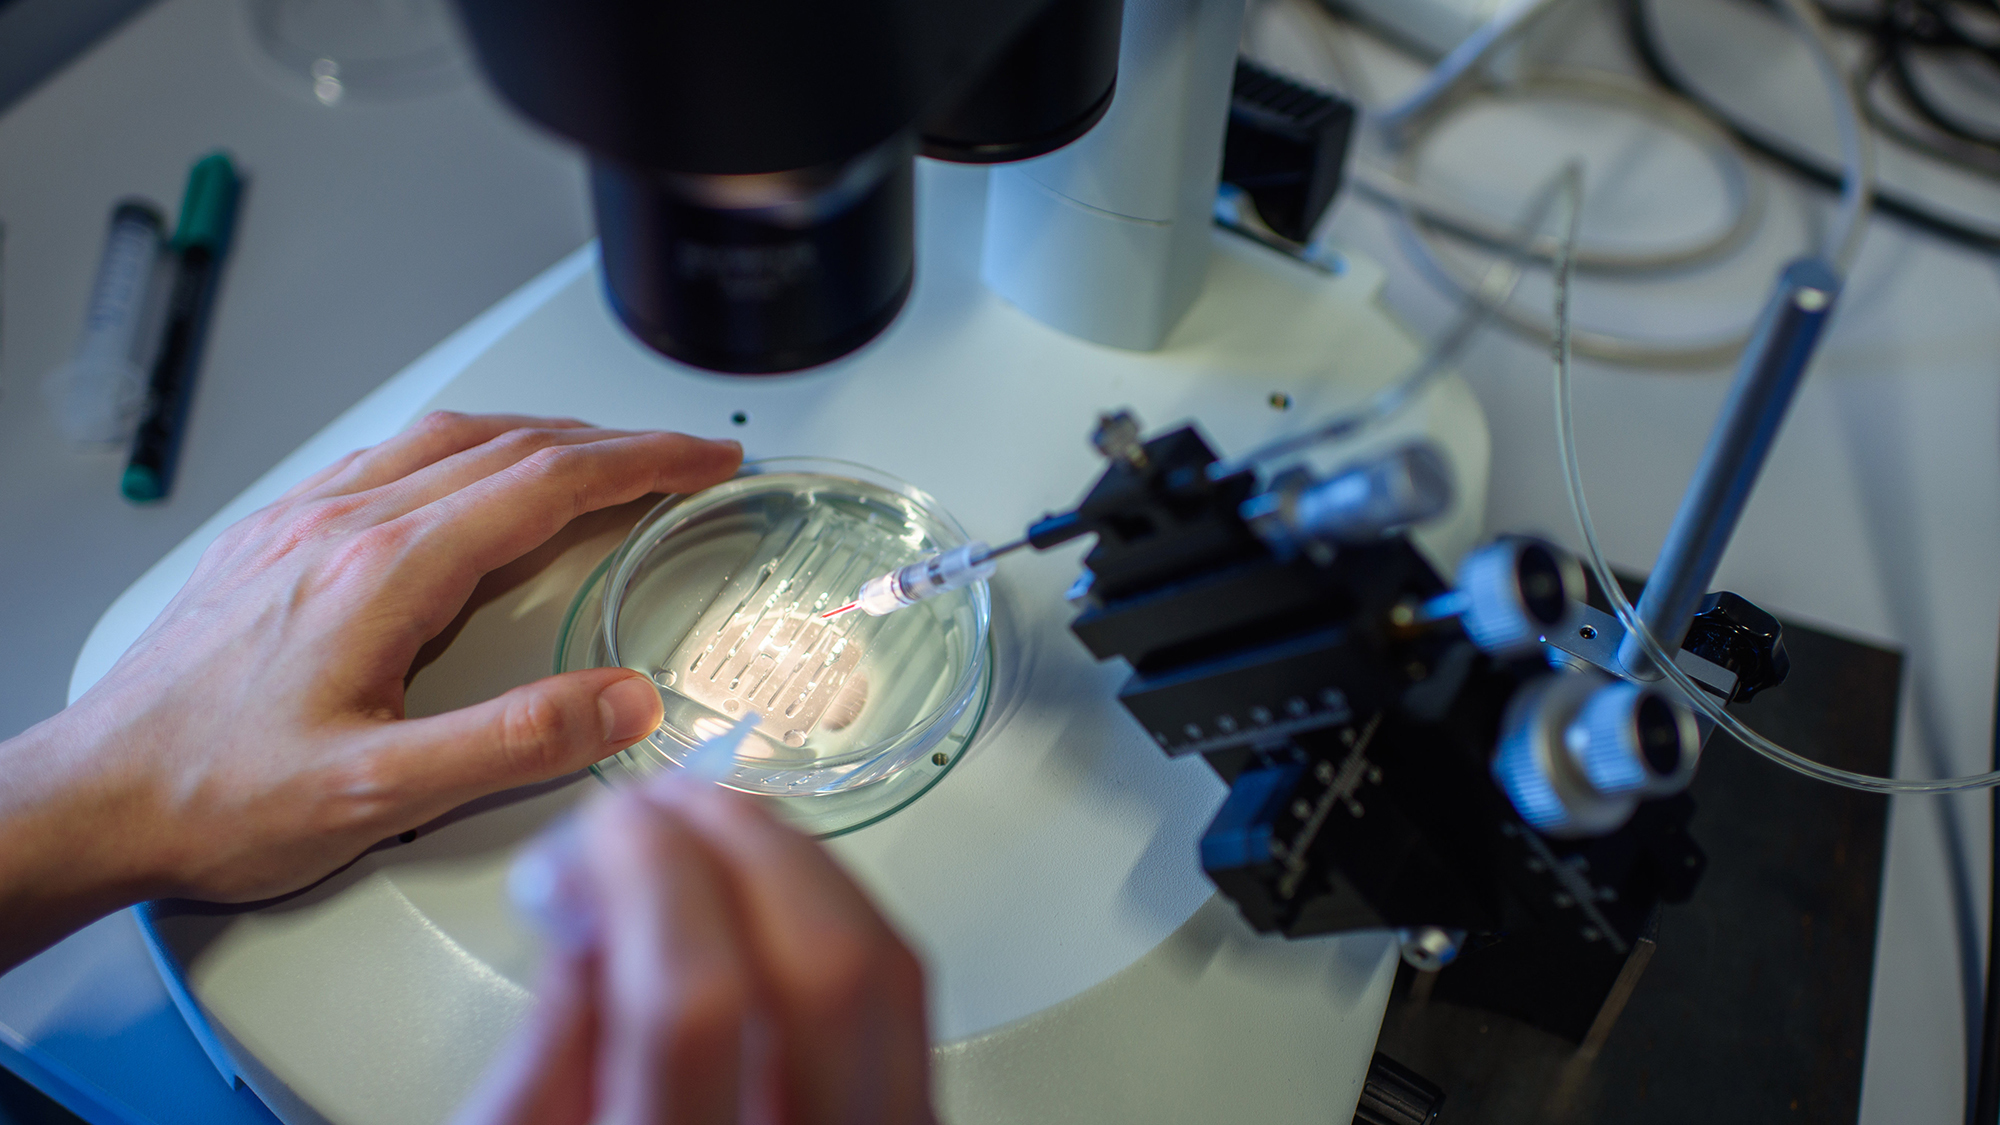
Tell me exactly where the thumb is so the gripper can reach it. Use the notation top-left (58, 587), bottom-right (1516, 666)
top-left (378, 668), bottom-right (665, 802)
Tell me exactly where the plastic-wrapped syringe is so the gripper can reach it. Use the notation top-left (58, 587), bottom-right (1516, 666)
top-left (823, 539), bottom-right (1023, 619)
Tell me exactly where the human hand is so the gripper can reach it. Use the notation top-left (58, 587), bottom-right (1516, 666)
top-left (0, 412), bottom-right (740, 968)
top-left (455, 778), bottom-right (935, 1125)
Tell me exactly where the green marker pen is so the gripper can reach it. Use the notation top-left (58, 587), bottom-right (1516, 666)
top-left (123, 152), bottom-right (241, 504)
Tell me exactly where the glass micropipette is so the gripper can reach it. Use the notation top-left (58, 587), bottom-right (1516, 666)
top-left (820, 536), bottom-right (1035, 619)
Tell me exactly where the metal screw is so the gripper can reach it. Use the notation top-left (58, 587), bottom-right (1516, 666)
top-left (1578, 624), bottom-right (1598, 640)
top-left (1092, 411), bottom-right (1148, 468)
top-left (1269, 392), bottom-right (1293, 411)
top-left (731, 411), bottom-right (748, 425)
top-left (931, 751), bottom-right (949, 766)
top-left (1396, 926), bottom-right (1466, 972)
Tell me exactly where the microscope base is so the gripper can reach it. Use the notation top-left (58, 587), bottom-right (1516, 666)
top-left (76, 161), bottom-right (1490, 1125)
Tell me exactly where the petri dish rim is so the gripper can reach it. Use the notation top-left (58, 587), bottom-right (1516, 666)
top-left (597, 457), bottom-right (992, 788)
top-left (557, 546), bottom-right (993, 839)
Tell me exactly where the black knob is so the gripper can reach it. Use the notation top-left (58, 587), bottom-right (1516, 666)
top-left (1681, 591), bottom-right (1791, 703)
top-left (1354, 1052), bottom-right (1444, 1125)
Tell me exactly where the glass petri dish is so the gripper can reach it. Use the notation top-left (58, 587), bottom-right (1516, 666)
top-left (556, 549), bottom-right (989, 838)
top-left (595, 459), bottom-right (991, 797)
top-left (245, 0), bottom-right (466, 104)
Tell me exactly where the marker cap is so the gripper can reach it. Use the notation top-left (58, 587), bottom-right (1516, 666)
top-left (171, 153), bottom-right (241, 254)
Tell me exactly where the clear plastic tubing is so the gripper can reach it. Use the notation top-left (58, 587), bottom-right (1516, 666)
top-left (853, 541), bottom-right (999, 617)
top-left (1542, 165), bottom-right (1998, 794)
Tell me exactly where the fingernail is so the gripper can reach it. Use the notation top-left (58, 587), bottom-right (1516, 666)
top-left (598, 676), bottom-right (662, 744)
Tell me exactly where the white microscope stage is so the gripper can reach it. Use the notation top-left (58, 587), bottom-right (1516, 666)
top-left (73, 161), bottom-right (1490, 1125)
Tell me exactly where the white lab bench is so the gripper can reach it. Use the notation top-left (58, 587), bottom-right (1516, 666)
top-left (3, 0), bottom-right (1999, 1122)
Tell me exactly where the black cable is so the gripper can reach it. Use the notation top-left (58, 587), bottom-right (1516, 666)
top-left (1873, 1), bottom-right (2000, 152)
top-left (1623, 0), bottom-right (2000, 253)
top-left (1770, 0), bottom-right (2000, 154)
top-left (1888, 50), bottom-right (2000, 151)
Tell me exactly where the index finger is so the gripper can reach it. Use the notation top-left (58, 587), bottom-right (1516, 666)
top-left (384, 431), bottom-right (742, 600)
top-left (583, 795), bottom-right (754, 1125)
top-left (321, 412), bottom-right (596, 499)
top-left (648, 787), bottom-right (935, 1125)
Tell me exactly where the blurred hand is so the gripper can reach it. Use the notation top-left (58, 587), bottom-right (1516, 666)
top-left (456, 779), bottom-right (935, 1125)
top-left (0, 412), bottom-right (740, 968)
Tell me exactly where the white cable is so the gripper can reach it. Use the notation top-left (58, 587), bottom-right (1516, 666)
top-left (1370, 0), bottom-right (1568, 137)
top-left (1213, 169), bottom-right (1570, 476)
top-left (1350, 0), bottom-right (1875, 366)
top-left (1356, 70), bottom-right (1769, 275)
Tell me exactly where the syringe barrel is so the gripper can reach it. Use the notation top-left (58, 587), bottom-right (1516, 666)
top-left (78, 203), bottom-right (165, 366)
top-left (1292, 441), bottom-right (1453, 542)
top-left (858, 541), bottom-right (997, 616)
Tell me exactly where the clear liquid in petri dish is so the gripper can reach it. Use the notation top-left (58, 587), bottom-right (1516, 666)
top-left (608, 471), bottom-right (985, 795)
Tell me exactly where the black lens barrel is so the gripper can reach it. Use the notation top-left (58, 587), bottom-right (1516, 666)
top-left (591, 153), bottom-right (915, 375)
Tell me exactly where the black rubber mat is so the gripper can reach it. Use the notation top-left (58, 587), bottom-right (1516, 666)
top-left (1375, 596), bottom-right (1899, 1123)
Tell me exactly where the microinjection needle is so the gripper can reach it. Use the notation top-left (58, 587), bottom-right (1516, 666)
top-left (820, 536), bottom-right (1033, 620)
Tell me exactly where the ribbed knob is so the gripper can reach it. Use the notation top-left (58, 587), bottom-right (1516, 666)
top-left (1491, 673), bottom-right (1639, 838)
top-left (1457, 538), bottom-right (1576, 658)
top-left (1568, 680), bottom-right (1700, 798)
top-left (1493, 713), bottom-right (1575, 832)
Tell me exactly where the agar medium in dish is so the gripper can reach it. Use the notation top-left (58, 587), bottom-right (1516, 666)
top-left (598, 460), bottom-right (992, 797)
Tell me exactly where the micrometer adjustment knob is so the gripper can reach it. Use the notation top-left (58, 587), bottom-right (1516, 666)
top-left (1569, 679), bottom-right (1701, 798)
top-left (1492, 673), bottom-right (1700, 837)
top-left (1680, 591), bottom-right (1791, 703)
top-left (1455, 538), bottom-right (1580, 658)
top-left (1492, 673), bottom-right (1636, 837)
